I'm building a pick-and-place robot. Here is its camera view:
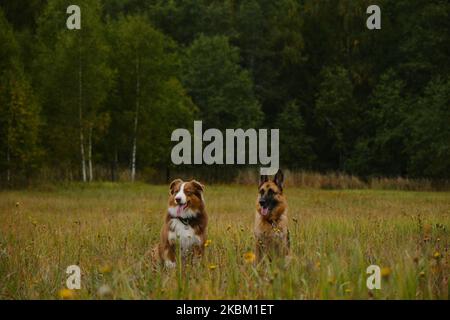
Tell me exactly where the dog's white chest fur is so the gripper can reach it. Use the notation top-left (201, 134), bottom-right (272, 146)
top-left (168, 218), bottom-right (201, 252)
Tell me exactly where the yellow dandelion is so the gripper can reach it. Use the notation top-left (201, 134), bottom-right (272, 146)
top-left (381, 267), bottom-right (391, 278)
top-left (204, 239), bottom-right (212, 247)
top-left (243, 252), bottom-right (256, 264)
top-left (345, 288), bottom-right (352, 294)
top-left (208, 264), bottom-right (217, 270)
top-left (58, 288), bottom-right (75, 299)
top-left (315, 261), bottom-right (321, 268)
top-left (99, 264), bottom-right (112, 274)
top-left (433, 251), bottom-right (441, 259)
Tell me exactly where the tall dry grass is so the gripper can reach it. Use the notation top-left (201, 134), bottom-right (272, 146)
top-left (234, 169), bottom-right (444, 191)
top-left (0, 183), bottom-right (448, 299)
top-left (25, 167), bottom-right (448, 192)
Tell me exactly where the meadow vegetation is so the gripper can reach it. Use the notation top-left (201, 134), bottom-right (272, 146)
top-left (0, 183), bottom-right (448, 299)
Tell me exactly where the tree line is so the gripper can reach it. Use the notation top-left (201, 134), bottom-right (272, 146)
top-left (0, 0), bottom-right (449, 186)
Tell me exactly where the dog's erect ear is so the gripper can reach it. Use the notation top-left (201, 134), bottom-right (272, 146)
top-left (169, 179), bottom-right (183, 195)
top-left (190, 180), bottom-right (204, 193)
top-left (259, 175), bottom-right (269, 188)
top-left (273, 169), bottom-right (284, 192)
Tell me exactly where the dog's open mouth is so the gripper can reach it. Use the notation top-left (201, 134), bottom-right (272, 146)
top-left (260, 206), bottom-right (270, 216)
top-left (176, 203), bottom-right (188, 216)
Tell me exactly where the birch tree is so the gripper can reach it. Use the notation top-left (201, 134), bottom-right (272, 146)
top-left (110, 15), bottom-right (174, 182)
top-left (35, 0), bottom-right (112, 181)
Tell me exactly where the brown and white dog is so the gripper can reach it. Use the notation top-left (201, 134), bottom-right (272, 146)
top-left (158, 179), bottom-right (208, 268)
top-left (254, 169), bottom-right (290, 262)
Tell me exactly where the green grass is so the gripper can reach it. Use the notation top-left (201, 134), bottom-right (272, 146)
top-left (0, 183), bottom-right (448, 299)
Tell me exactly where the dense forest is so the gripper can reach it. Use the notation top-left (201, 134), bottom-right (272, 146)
top-left (0, 0), bottom-right (449, 186)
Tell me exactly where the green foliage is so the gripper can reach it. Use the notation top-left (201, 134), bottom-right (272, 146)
top-left (106, 14), bottom-right (195, 170)
top-left (149, 0), bottom-right (235, 45)
top-left (0, 0), bottom-right (449, 183)
top-left (182, 35), bottom-right (262, 130)
top-left (406, 77), bottom-right (450, 179)
top-left (0, 10), bottom-right (41, 184)
top-left (315, 66), bottom-right (360, 170)
top-left (35, 0), bottom-right (113, 171)
top-left (348, 70), bottom-right (410, 176)
top-left (276, 101), bottom-right (315, 169)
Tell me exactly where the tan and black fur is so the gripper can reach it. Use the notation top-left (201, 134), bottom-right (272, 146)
top-left (254, 169), bottom-right (290, 262)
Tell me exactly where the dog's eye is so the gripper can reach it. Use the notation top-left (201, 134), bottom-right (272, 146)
top-left (259, 189), bottom-right (264, 195)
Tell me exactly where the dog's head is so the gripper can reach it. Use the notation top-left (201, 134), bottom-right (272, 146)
top-left (168, 179), bottom-right (205, 219)
top-left (257, 169), bottom-right (284, 217)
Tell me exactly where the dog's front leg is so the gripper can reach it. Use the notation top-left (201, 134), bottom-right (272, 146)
top-left (161, 243), bottom-right (176, 269)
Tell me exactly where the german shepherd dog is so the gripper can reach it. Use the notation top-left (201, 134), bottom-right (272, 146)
top-left (254, 169), bottom-right (290, 262)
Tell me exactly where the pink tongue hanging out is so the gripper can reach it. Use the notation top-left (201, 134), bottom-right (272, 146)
top-left (177, 204), bottom-right (187, 216)
top-left (261, 207), bottom-right (269, 216)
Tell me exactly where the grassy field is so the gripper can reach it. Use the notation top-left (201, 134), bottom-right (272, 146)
top-left (0, 183), bottom-right (448, 300)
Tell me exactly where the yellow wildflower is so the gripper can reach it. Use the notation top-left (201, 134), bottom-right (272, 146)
top-left (243, 252), bottom-right (256, 264)
top-left (381, 267), bottom-right (391, 278)
top-left (58, 288), bottom-right (75, 299)
top-left (99, 264), bottom-right (112, 274)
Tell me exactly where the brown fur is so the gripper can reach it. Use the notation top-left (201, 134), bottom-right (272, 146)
top-left (157, 179), bottom-right (208, 267)
top-left (254, 170), bottom-right (290, 262)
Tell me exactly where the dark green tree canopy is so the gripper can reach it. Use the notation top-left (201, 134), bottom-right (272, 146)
top-left (0, 0), bottom-right (449, 184)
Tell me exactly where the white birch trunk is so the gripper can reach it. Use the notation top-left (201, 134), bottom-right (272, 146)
top-left (88, 125), bottom-right (93, 182)
top-left (79, 47), bottom-right (87, 183)
top-left (131, 55), bottom-right (139, 182)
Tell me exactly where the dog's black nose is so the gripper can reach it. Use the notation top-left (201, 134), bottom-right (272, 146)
top-left (259, 199), bottom-right (266, 207)
top-left (175, 197), bottom-right (182, 204)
